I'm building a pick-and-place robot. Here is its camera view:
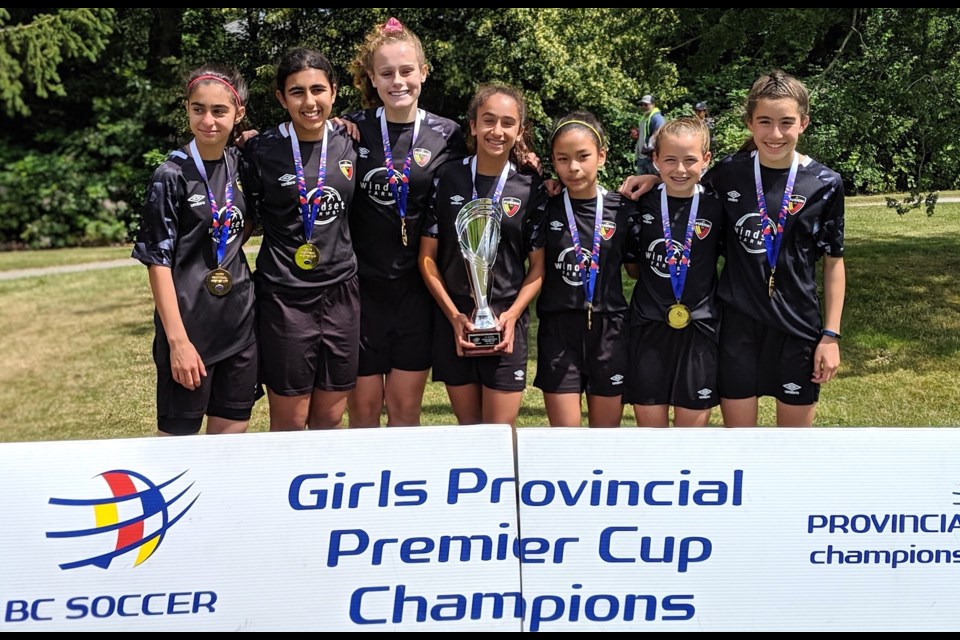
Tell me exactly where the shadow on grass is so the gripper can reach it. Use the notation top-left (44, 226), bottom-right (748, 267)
top-left (118, 320), bottom-right (154, 337)
top-left (839, 233), bottom-right (960, 377)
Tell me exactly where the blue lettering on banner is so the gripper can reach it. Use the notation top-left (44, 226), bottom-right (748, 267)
top-left (288, 470), bottom-right (428, 509)
top-left (348, 583), bottom-right (695, 630)
top-left (598, 528), bottom-right (712, 572)
top-left (326, 522), bottom-right (581, 567)
top-left (807, 513), bottom-right (960, 534)
top-left (447, 468), bottom-right (743, 507)
top-left (2, 592), bottom-right (217, 623)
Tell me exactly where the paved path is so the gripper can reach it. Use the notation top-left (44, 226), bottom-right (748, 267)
top-left (0, 247), bottom-right (260, 282)
top-left (1, 195), bottom-right (956, 282)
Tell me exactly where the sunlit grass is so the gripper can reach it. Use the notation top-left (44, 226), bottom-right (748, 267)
top-left (0, 200), bottom-right (958, 442)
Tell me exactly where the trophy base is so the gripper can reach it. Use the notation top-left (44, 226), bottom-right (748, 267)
top-left (463, 328), bottom-right (502, 357)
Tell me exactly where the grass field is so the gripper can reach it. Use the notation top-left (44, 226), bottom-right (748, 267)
top-left (0, 198), bottom-right (958, 441)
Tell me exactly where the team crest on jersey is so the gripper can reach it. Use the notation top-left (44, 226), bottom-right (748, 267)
top-left (694, 218), bottom-right (713, 240)
top-left (339, 160), bottom-right (354, 180)
top-left (599, 221), bottom-right (617, 241)
top-left (501, 197), bottom-right (521, 218)
top-left (787, 194), bottom-right (806, 215)
top-left (413, 148), bottom-right (432, 167)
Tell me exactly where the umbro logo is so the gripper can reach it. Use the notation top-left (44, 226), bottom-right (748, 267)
top-left (359, 146), bottom-right (370, 159)
top-left (610, 374), bottom-right (624, 386)
top-left (514, 369), bottom-right (524, 381)
top-left (726, 190), bottom-right (740, 202)
top-left (642, 213), bottom-right (655, 224)
top-left (279, 174), bottom-right (297, 187)
top-left (187, 194), bottom-right (206, 208)
top-left (698, 388), bottom-right (713, 400)
top-left (783, 382), bottom-right (802, 395)
top-left (450, 195), bottom-right (465, 205)
top-left (549, 220), bottom-right (564, 232)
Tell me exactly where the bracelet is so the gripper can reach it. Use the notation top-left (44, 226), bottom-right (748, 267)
top-left (821, 329), bottom-right (841, 340)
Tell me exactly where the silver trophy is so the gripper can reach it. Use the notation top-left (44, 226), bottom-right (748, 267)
top-left (455, 198), bottom-right (502, 355)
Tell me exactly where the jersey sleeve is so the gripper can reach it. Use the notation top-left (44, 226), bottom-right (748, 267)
top-left (131, 160), bottom-right (182, 268)
top-left (240, 141), bottom-right (264, 231)
top-left (422, 176), bottom-right (441, 239)
top-left (816, 172), bottom-right (845, 258)
top-left (622, 203), bottom-right (643, 264)
top-left (523, 180), bottom-right (549, 253)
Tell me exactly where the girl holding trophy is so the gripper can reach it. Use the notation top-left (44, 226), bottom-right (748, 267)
top-left (419, 83), bottom-right (547, 427)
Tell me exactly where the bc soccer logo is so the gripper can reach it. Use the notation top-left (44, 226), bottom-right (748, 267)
top-left (46, 470), bottom-right (199, 570)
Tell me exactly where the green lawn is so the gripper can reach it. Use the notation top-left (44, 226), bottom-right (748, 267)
top-left (0, 198), bottom-right (957, 441)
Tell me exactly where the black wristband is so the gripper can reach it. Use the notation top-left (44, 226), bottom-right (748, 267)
top-left (821, 329), bottom-right (841, 340)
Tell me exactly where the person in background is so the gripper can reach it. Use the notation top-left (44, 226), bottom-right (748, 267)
top-left (694, 101), bottom-right (717, 155)
top-left (132, 64), bottom-right (257, 436)
top-left (633, 94), bottom-right (665, 176)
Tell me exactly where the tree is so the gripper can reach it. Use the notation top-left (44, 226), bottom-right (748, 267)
top-left (0, 9), bottom-right (114, 117)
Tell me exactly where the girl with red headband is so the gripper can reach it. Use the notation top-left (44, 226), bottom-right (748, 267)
top-left (132, 64), bottom-right (258, 436)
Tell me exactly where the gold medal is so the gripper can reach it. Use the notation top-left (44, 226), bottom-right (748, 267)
top-left (205, 268), bottom-right (233, 296)
top-left (667, 303), bottom-right (691, 329)
top-left (295, 243), bottom-right (320, 270)
top-left (401, 218), bottom-right (408, 247)
top-left (768, 272), bottom-right (776, 298)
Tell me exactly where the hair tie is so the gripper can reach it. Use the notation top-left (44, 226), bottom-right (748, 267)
top-left (187, 75), bottom-right (243, 108)
top-left (552, 119), bottom-right (605, 148)
top-left (382, 17), bottom-right (404, 35)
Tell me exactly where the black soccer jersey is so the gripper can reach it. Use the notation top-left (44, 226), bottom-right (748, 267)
top-left (243, 121), bottom-right (358, 289)
top-left (536, 188), bottom-right (637, 315)
top-left (705, 151), bottom-right (845, 341)
top-left (627, 185), bottom-right (725, 331)
top-left (132, 145), bottom-right (255, 363)
top-left (346, 108), bottom-right (466, 281)
top-left (423, 157), bottom-right (546, 307)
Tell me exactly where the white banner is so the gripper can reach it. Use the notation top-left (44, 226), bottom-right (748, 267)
top-left (5, 427), bottom-right (960, 631)
top-left (1, 426), bottom-right (522, 631)
top-left (514, 427), bottom-right (960, 631)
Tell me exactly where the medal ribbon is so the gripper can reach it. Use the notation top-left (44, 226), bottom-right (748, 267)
top-left (563, 188), bottom-right (605, 322)
top-left (469, 155), bottom-right (511, 209)
top-left (379, 108), bottom-right (422, 243)
top-left (286, 121), bottom-right (329, 244)
top-left (754, 151), bottom-right (799, 282)
top-left (659, 183), bottom-right (700, 304)
top-left (188, 139), bottom-right (233, 267)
